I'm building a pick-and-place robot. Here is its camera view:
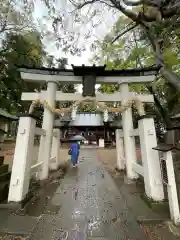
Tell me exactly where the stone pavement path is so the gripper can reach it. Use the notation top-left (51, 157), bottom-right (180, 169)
top-left (31, 149), bottom-right (146, 240)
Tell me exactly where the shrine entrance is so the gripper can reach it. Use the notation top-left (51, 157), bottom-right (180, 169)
top-left (57, 112), bottom-right (117, 147)
top-left (7, 65), bottom-right (180, 224)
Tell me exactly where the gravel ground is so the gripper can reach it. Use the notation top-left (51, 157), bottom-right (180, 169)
top-left (1, 145), bottom-right (180, 239)
top-left (97, 148), bottom-right (141, 173)
top-left (97, 148), bottom-right (180, 240)
top-left (0, 236), bottom-right (29, 240)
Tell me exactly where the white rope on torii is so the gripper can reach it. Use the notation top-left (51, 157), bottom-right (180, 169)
top-left (29, 99), bottom-right (72, 115)
top-left (28, 95), bottom-right (145, 121)
top-left (72, 95), bottom-right (145, 121)
top-left (28, 97), bottom-right (96, 118)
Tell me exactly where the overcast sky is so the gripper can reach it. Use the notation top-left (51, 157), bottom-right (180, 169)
top-left (33, 0), bottom-right (118, 67)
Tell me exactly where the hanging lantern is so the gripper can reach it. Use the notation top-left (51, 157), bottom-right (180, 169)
top-left (103, 109), bottom-right (108, 122)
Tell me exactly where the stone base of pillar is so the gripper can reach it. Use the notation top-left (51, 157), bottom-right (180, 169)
top-left (124, 176), bottom-right (137, 185)
top-left (141, 193), bottom-right (169, 213)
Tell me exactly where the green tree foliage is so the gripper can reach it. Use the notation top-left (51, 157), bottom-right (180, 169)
top-left (77, 102), bottom-right (97, 113)
top-left (0, 0), bottom-right (78, 123)
top-left (1, 33), bottom-right (75, 116)
top-left (46, 57), bottom-right (77, 110)
top-left (0, 31), bottom-right (46, 112)
top-left (0, 0), bottom-right (34, 46)
top-left (41, 0), bottom-right (180, 91)
top-left (0, 0), bottom-right (37, 112)
top-left (44, 55), bottom-right (75, 95)
top-left (93, 15), bottom-right (180, 129)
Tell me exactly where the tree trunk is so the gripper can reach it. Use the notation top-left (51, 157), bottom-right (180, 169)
top-left (160, 67), bottom-right (180, 91)
top-left (147, 86), bottom-right (172, 128)
top-left (107, 0), bottom-right (180, 91)
top-left (144, 27), bottom-right (180, 91)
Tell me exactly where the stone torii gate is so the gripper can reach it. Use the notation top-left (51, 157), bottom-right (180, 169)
top-left (8, 65), bottom-right (165, 205)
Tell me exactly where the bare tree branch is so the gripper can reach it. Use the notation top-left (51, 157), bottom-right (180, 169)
top-left (110, 0), bottom-right (179, 23)
top-left (142, 25), bottom-right (164, 65)
top-left (162, 5), bottom-right (179, 18)
top-left (109, 0), bottom-right (138, 21)
top-left (131, 29), bottom-right (171, 123)
top-left (123, 0), bottom-right (160, 7)
top-left (123, 0), bottom-right (143, 6)
top-left (112, 22), bottom-right (138, 43)
top-left (99, 0), bottom-right (115, 8)
top-left (70, 0), bottom-right (99, 9)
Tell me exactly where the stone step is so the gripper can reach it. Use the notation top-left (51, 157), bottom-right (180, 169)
top-left (0, 215), bottom-right (38, 236)
top-left (0, 156), bottom-right (4, 166)
top-left (0, 164), bottom-right (9, 175)
top-left (0, 172), bottom-right (11, 182)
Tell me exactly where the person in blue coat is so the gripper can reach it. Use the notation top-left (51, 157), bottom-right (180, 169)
top-left (70, 141), bottom-right (80, 167)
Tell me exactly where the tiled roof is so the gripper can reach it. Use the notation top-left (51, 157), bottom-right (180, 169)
top-left (0, 108), bottom-right (18, 120)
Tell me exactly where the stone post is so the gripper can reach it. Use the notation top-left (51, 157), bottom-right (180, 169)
top-left (99, 138), bottom-right (104, 148)
top-left (8, 115), bottom-right (36, 202)
top-left (115, 129), bottom-right (125, 170)
top-left (165, 150), bottom-right (180, 224)
top-left (50, 128), bottom-right (61, 170)
top-left (38, 81), bottom-right (57, 180)
top-left (138, 116), bottom-right (164, 201)
top-left (120, 83), bottom-right (138, 179)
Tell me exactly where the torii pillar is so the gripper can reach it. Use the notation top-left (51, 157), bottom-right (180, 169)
top-left (38, 81), bottom-right (57, 180)
top-left (120, 83), bottom-right (138, 179)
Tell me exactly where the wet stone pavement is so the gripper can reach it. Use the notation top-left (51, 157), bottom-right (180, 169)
top-left (31, 149), bottom-right (146, 240)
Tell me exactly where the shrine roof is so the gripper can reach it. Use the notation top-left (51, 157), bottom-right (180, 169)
top-left (54, 112), bottom-right (116, 127)
top-left (17, 64), bottom-right (160, 77)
